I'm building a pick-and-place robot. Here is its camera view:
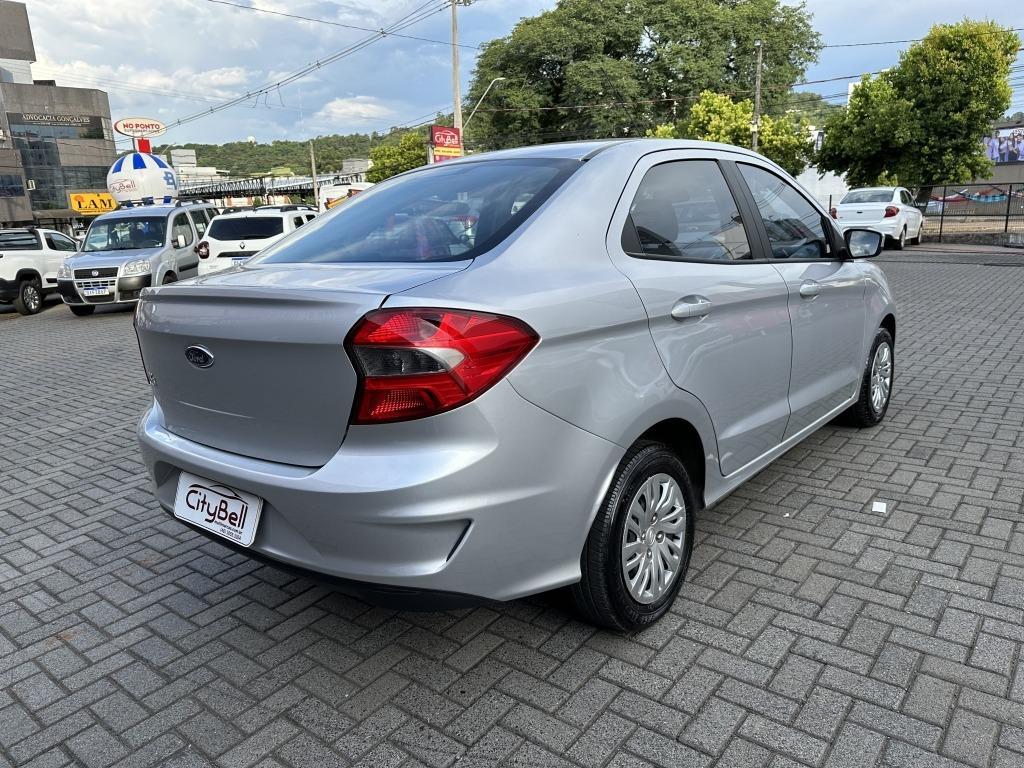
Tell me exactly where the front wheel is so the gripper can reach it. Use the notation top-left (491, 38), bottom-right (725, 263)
top-left (837, 328), bottom-right (894, 428)
top-left (68, 304), bottom-right (95, 317)
top-left (13, 279), bottom-right (43, 315)
top-left (161, 272), bottom-right (177, 285)
top-left (571, 442), bottom-right (696, 631)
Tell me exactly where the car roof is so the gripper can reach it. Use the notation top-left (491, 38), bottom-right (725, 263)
top-left (427, 138), bottom-right (778, 167)
top-left (95, 202), bottom-right (215, 221)
top-left (213, 210), bottom-right (291, 219)
top-left (846, 187), bottom-right (898, 192)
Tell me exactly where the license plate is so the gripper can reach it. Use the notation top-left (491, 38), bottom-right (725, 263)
top-left (173, 472), bottom-right (263, 547)
top-left (82, 287), bottom-right (110, 296)
top-left (231, 257), bottom-right (248, 263)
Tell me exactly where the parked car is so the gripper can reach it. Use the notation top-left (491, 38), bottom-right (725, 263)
top-left (56, 201), bottom-right (218, 316)
top-left (0, 227), bottom-right (78, 315)
top-left (135, 140), bottom-right (895, 630)
top-left (197, 208), bottom-right (316, 276)
top-left (830, 186), bottom-right (925, 249)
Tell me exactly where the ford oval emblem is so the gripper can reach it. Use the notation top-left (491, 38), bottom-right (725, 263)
top-left (185, 345), bottom-right (214, 369)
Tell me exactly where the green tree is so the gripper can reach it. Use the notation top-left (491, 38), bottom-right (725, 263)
top-left (816, 20), bottom-right (1020, 188)
top-left (464, 0), bottom-right (820, 150)
top-left (366, 132), bottom-right (428, 183)
top-left (656, 90), bottom-right (814, 176)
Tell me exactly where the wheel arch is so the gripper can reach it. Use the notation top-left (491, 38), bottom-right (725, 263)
top-left (14, 268), bottom-right (42, 283)
top-left (881, 313), bottom-right (896, 345)
top-left (634, 418), bottom-right (708, 510)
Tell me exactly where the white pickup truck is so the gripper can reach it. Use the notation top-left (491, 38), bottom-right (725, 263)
top-left (0, 228), bottom-right (79, 315)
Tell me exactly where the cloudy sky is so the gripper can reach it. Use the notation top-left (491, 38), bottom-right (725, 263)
top-left (18, 0), bottom-right (1024, 148)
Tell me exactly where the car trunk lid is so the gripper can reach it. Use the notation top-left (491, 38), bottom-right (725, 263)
top-left (835, 202), bottom-right (891, 224)
top-left (135, 262), bottom-right (468, 466)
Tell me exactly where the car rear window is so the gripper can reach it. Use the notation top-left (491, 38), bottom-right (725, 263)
top-left (0, 231), bottom-right (39, 249)
top-left (840, 190), bottom-right (894, 204)
top-left (208, 217), bottom-right (285, 240)
top-left (256, 158), bottom-right (579, 264)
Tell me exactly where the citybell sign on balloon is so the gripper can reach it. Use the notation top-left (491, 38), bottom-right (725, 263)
top-left (113, 117), bottom-right (167, 138)
top-left (107, 152), bottom-right (179, 205)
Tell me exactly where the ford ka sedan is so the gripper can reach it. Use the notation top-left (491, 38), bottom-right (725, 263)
top-left (135, 140), bottom-right (895, 631)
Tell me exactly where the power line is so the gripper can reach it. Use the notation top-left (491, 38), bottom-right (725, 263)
top-left (202, 0), bottom-right (479, 50)
top-left (821, 26), bottom-right (1024, 49)
top-left (142, 0), bottom-right (451, 138)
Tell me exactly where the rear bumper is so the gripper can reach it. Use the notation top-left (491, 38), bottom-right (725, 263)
top-left (838, 218), bottom-right (901, 237)
top-left (137, 381), bottom-right (622, 602)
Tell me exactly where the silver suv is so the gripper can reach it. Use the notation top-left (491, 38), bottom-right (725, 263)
top-left (136, 140), bottom-right (896, 630)
top-left (57, 201), bottom-right (218, 316)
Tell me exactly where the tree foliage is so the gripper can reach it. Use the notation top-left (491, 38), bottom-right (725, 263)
top-left (653, 90), bottom-right (813, 176)
top-left (464, 0), bottom-right (821, 150)
top-left (816, 20), bottom-right (1020, 187)
top-left (366, 132), bottom-right (429, 183)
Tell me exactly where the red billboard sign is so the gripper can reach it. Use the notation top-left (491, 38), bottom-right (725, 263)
top-left (430, 125), bottom-right (462, 149)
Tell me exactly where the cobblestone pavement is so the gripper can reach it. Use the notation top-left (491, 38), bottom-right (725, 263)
top-left (2, 248), bottom-right (1023, 768)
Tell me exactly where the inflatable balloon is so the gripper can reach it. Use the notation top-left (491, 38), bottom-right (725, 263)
top-left (106, 152), bottom-right (179, 205)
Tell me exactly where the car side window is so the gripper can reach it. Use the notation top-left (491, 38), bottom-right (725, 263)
top-left (171, 213), bottom-right (194, 247)
top-left (901, 190), bottom-right (914, 206)
top-left (46, 233), bottom-right (77, 251)
top-left (188, 211), bottom-right (208, 238)
top-left (622, 160), bottom-right (752, 261)
top-left (0, 231), bottom-right (40, 250)
top-left (293, 216), bottom-right (305, 229)
top-left (738, 164), bottom-right (832, 260)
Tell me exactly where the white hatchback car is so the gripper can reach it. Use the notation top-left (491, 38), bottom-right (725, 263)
top-left (197, 207), bottom-right (316, 275)
top-left (830, 187), bottom-right (925, 250)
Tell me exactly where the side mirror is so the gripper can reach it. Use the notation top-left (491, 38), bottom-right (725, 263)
top-left (844, 228), bottom-right (883, 259)
top-left (176, 234), bottom-right (187, 249)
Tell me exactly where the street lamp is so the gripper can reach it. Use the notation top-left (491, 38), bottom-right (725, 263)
top-left (464, 77), bottom-right (507, 129)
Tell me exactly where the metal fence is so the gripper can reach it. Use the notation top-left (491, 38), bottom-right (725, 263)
top-left (916, 183), bottom-right (1024, 243)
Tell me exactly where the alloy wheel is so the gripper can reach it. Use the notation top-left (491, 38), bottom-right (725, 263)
top-left (620, 473), bottom-right (687, 604)
top-left (25, 284), bottom-right (41, 312)
top-left (870, 342), bottom-right (892, 413)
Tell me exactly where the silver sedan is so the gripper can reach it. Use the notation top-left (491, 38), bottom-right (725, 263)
top-left (135, 139), bottom-right (896, 630)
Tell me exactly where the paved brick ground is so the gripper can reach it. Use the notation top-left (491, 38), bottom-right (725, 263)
top-left (2, 248), bottom-right (1023, 768)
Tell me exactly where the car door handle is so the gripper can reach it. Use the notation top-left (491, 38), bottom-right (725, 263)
top-left (671, 297), bottom-right (713, 320)
top-left (798, 281), bottom-right (821, 299)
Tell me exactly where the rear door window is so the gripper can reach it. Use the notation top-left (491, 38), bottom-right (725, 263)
top-left (622, 160), bottom-right (752, 261)
top-left (208, 217), bottom-right (285, 240)
top-left (0, 231), bottom-right (40, 250)
top-left (257, 158), bottom-right (579, 264)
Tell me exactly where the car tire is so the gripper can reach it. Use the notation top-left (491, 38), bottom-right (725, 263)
top-left (13, 279), bottom-right (43, 315)
top-left (836, 327), bottom-right (894, 428)
top-left (571, 441), bottom-right (696, 631)
top-left (911, 220), bottom-right (924, 245)
top-left (161, 272), bottom-right (177, 285)
top-left (890, 227), bottom-right (906, 251)
top-left (68, 304), bottom-right (95, 317)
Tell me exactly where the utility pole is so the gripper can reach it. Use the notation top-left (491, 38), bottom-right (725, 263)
top-left (451, 0), bottom-right (464, 133)
top-left (308, 140), bottom-right (319, 210)
top-left (752, 39), bottom-right (763, 152)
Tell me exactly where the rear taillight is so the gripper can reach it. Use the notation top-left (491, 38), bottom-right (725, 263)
top-left (347, 308), bottom-right (539, 424)
top-left (884, 206), bottom-right (899, 218)
top-left (197, 241), bottom-right (210, 258)
top-left (829, 207), bottom-right (838, 219)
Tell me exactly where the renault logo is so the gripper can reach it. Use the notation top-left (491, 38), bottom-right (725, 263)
top-left (238, 242), bottom-right (246, 250)
top-left (185, 345), bottom-right (214, 369)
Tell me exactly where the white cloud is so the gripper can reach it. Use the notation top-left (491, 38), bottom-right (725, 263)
top-left (310, 96), bottom-right (397, 131)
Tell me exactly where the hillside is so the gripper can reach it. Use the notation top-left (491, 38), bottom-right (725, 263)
top-left (155, 127), bottom-right (424, 177)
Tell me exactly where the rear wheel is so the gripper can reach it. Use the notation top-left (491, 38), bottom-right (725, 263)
top-left (68, 304), bottom-right (95, 317)
top-left (572, 442), bottom-right (695, 631)
top-left (13, 279), bottom-right (43, 315)
top-left (837, 328), bottom-right (893, 428)
top-left (890, 227), bottom-right (906, 251)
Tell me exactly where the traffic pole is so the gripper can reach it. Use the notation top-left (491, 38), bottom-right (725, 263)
top-left (309, 140), bottom-right (320, 211)
top-left (452, 1), bottom-right (463, 133)
top-left (752, 40), bottom-right (763, 152)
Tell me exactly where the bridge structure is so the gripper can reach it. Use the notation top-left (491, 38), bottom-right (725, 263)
top-left (176, 172), bottom-right (365, 202)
